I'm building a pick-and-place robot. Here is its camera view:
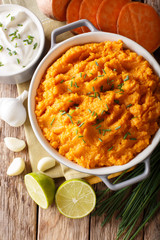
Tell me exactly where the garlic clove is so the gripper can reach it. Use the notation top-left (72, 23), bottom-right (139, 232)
top-left (4, 137), bottom-right (26, 152)
top-left (0, 90), bottom-right (28, 127)
top-left (7, 157), bottom-right (25, 176)
top-left (37, 157), bottom-right (56, 172)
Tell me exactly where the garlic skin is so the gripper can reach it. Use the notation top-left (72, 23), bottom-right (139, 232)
top-left (37, 157), bottom-right (56, 172)
top-left (0, 90), bottom-right (28, 127)
top-left (4, 137), bottom-right (26, 152)
top-left (7, 157), bottom-right (25, 176)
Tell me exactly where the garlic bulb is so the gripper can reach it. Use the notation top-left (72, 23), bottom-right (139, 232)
top-left (0, 90), bottom-right (28, 127)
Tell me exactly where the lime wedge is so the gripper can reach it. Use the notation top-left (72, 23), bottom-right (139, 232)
top-left (24, 172), bottom-right (56, 209)
top-left (55, 179), bottom-right (96, 218)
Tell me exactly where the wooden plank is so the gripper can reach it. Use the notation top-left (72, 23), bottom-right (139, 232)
top-left (0, 84), bottom-right (37, 240)
top-left (38, 199), bottom-right (90, 240)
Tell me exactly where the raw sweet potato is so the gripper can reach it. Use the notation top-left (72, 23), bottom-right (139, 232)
top-left (36, 0), bottom-right (71, 21)
top-left (79, 0), bottom-right (103, 32)
top-left (97, 0), bottom-right (130, 33)
top-left (66, 0), bottom-right (83, 34)
top-left (117, 2), bottom-right (160, 53)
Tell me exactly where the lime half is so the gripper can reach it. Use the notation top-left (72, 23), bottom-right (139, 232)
top-left (55, 179), bottom-right (96, 219)
top-left (24, 172), bottom-right (56, 209)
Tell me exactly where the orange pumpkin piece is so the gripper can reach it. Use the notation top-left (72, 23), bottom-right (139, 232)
top-left (97, 0), bottom-right (130, 33)
top-left (79, 0), bottom-right (103, 33)
top-left (66, 0), bottom-right (83, 34)
top-left (117, 2), bottom-right (160, 53)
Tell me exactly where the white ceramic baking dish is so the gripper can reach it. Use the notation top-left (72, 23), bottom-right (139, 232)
top-left (28, 20), bottom-right (160, 190)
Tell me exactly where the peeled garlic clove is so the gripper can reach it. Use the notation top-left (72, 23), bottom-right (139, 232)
top-left (37, 157), bottom-right (56, 172)
top-left (7, 157), bottom-right (25, 176)
top-left (4, 137), bottom-right (26, 152)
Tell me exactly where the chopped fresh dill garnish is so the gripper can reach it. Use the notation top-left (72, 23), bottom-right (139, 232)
top-left (126, 104), bottom-right (132, 108)
top-left (86, 92), bottom-right (91, 95)
top-left (78, 135), bottom-right (83, 138)
top-left (13, 51), bottom-right (17, 55)
top-left (17, 24), bottom-right (23, 26)
top-left (92, 111), bottom-right (95, 116)
top-left (90, 72), bottom-right (93, 75)
top-left (123, 132), bottom-right (131, 139)
top-left (61, 111), bottom-right (66, 115)
top-left (76, 129), bottom-right (78, 135)
top-left (114, 99), bottom-right (119, 104)
top-left (0, 45), bottom-right (3, 51)
top-left (23, 35), bottom-right (34, 45)
top-left (6, 13), bottom-right (10, 18)
top-left (88, 109), bottom-right (92, 113)
top-left (71, 80), bottom-right (73, 87)
top-left (102, 129), bottom-right (111, 136)
top-left (108, 146), bottom-right (113, 151)
top-left (0, 62), bottom-right (4, 67)
top-left (17, 58), bottom-right (20, 64)
top-left (71, 77), bottom-right (75, 79)
top-left (15, 43), bottom-right (18, 48)
top-left (84, 74), bottom-right (87, 79)
top-left (99, 129), bottom-right (102, 134)
top-left (7, 48), bottom-right (11, 51)
top-left (115, 126), bottom-right (121, 130)
top-left (102, 69), bottom-right (106, 74)
top-left (11, 16), bottom-right (15, 21)
top-left (50, 118), bottom-right (55, 125)
top-left (106, 104), bottom-right (109, 110)
top-left (77, 120), bottom-right (81, 125)
top-left (110, 84), bottom-right (114, 90)
top-left (92, 86), bottom-right (95, 91)
top-left (67, 113), bottom-right (73, 124)
top-left (33, 43), bottom-right (38, 49)
top-left (60, 80), bottom-right (64, 83)
top-left (98, 75), bottom-right (104, 77)
top-left (74, 82), bottom-right (79, 88)
top-left (80, 72), bottom-right (82, 78)
top-left (98, 138), bottom-right (103, 142)
top-left (82, 139), bottom-right (86, 143)
top-left (124, 75), bottom-right (129, 81)
top-left (96, 125), bottom-right (101, 129)
top-left (70, 110), bottom-right (75, 114)
top-left (78, 122), bottom-right (84, 128)
top-left (130, 138), bottom-right (137, 140)
top-left (101, 110), bottom-right (106, 115)
top-left (68, 100), bottom-right (73, 102)
top-left (0, 22), bottom-right (3, 27)
top-left (67, 88), bottom-right (72, 92)
top-left (95, 61), bottom-right (99, 66)
top-left (8, 51), bottom-right (12, 56)
top-left (93, 77), bottom-right (97, 81)
top-left (100, 86), bottom-right (103, 92)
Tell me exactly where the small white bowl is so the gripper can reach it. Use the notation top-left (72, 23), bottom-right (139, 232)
top-left (0, 4), bottom-right (45, 84)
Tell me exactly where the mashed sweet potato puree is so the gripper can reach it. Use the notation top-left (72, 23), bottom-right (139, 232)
top-left (35, 40), bottom-right (160, 168)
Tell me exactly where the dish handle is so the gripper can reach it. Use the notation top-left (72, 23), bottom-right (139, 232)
top-left (98, 157), bottom-right (150, 191)
top-left (51, 19), bottom-right (98, 48)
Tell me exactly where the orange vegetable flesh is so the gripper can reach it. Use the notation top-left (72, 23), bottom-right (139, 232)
top-left (52, 0), bottom-right (71, 21)
top-left (117, 2), bottom-right (160, 53)
top-left (97, 0), bottom-right (130, 33)
top-left (79, 0), bottom-right (103, 32)
top-left (66, 0), bottom-right (83, 34)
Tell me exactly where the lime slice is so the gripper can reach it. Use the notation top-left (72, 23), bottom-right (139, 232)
top-left (55, 179), bottom-right (96, 219)
top-left (24, 172), bottom-right (56, 209)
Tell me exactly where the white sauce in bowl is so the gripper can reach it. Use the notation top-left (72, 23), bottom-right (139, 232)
top-left (0, 10), bottom-right (40, 75)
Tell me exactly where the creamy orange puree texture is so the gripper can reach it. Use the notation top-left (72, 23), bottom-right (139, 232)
top-left (35, 40), bottom-right (160, 169)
